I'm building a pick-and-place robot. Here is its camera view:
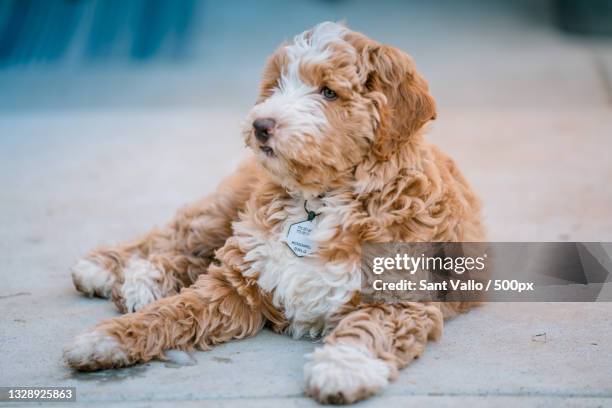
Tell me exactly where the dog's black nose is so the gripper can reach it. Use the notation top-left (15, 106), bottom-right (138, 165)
top-left (253, 118), bottom-right (276, 143)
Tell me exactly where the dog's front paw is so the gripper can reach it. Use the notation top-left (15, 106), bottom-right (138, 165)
top-left (113, 258), bottom-right (166, 313)
top-left (71, 258), bottom-right (116, 298)
top-left (304, 343), bottom-right (390, 404)
top-left (64, 330), bottom-right (130, 371)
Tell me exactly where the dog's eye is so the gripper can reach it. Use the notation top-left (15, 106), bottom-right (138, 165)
top-left (320, 86), bottom-right (338, 101)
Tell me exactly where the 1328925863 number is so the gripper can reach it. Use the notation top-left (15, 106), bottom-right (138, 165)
top-left (1, 387), bottom-right (75, 402)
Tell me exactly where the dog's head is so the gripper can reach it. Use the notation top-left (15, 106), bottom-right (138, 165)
top-left (243, 22), bottom-right (436, 197)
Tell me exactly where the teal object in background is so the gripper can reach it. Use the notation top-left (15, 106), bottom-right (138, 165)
top-left (0, 0), bottom-right (199, 65)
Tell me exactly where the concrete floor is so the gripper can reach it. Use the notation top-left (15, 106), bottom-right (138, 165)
top-left (1, 1), bottom-right (612, 407)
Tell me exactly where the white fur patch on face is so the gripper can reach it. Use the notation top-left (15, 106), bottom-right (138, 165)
top-left (71, 258), bottom-right (116, 298)
top-left (247, 22), bottom-right (350, 153)
top-left (64, 330), bottom-right (128, 371)
top-left (287, 22), bottom-right (349, 63)
top-left (304, 342), bottom-right (390, 404)
top-left (120, 257), bottom-right (164, 312)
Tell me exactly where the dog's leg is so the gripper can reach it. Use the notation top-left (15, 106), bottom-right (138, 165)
top-left (64, 253), bottom-right (274, 371)
top-left (71, 157), bottom-right (261, 312)
top-left (304, 302), bottom-right (443, 404)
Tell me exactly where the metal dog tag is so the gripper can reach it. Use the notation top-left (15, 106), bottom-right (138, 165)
top-left (286, 219), bottom-right (316, 257)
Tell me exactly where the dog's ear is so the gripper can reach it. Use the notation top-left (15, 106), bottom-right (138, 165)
top-left (358, 42), bottom-right (437, 158)
top-left (257, 45), bottom-right (289, 103)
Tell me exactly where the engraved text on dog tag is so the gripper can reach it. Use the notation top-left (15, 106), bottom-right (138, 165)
top-left (286, 220), bottom-right (316, 257)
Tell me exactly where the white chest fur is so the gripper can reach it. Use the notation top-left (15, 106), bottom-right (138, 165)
top-left (235, 199), bottom-right (361, 338)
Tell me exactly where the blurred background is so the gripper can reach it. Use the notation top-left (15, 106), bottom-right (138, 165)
top-left (0, 0), bottom-right (611, 112)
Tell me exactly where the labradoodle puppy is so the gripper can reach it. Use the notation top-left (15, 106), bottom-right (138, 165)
top-left (65, 22), bottom-right (484, 404)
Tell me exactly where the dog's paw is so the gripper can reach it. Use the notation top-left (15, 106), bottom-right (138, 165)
top-left (304, 343), bottom-right (390, 404)
top-left (71, 258), bottom-right (116, 298)
top-left (64, 330), bottom-right (130, 371)
top-left (113, 258), bottom-right (165, 313)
